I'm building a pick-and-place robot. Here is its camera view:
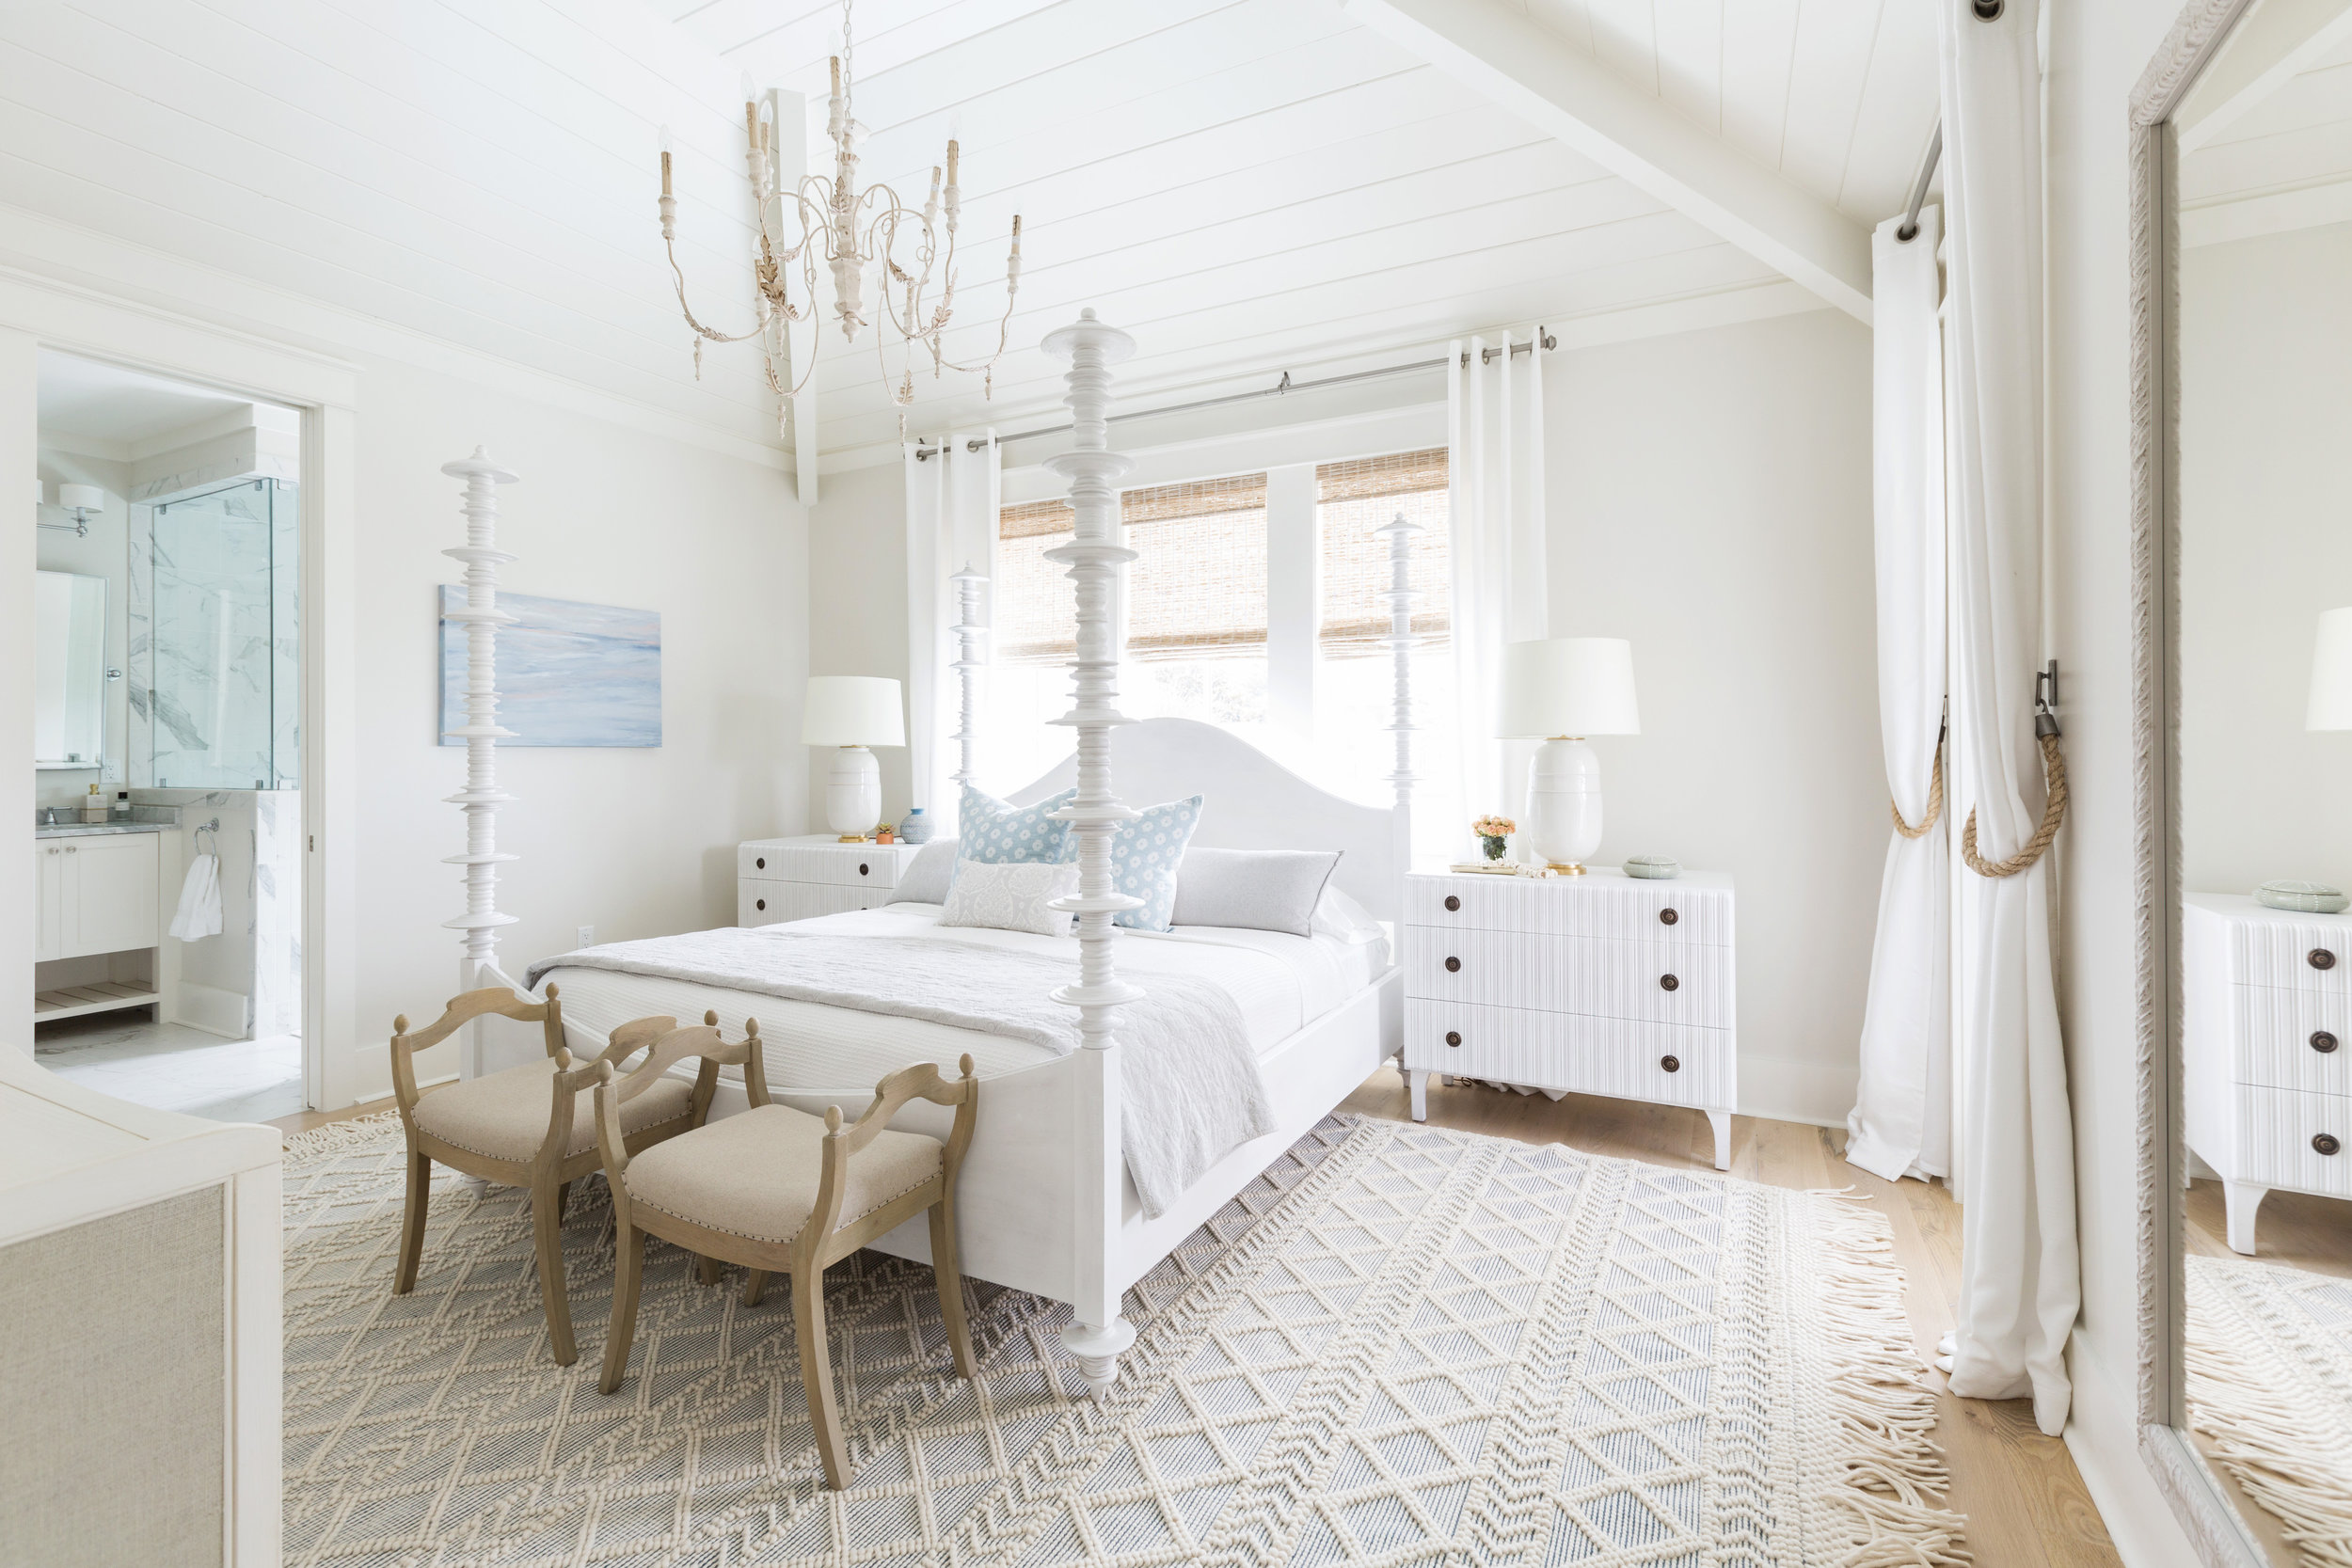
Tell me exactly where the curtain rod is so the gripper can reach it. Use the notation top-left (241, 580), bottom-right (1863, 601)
top-left (913, 331), bottom-right (1558, 459)
top-left (1896, 122), bottom-right (1943, 244)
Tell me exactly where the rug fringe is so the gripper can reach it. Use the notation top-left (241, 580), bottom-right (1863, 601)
top-left (2185, 1268), bottom-right (2352, 1568)
top-left (1797, 1192), bottom-right (1973, 1568)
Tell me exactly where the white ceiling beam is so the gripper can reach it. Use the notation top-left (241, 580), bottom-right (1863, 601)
top-left (1341, 0), bottom-right (1872, 324)
top-left (2176, 0), bottom-right (2352, 151)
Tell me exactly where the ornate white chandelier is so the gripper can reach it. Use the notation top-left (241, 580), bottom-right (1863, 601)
top-left (657, 0), bottom-right (1025, 437)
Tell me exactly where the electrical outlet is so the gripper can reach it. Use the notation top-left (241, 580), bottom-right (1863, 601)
top-left (577, 925), bottom-right (595, 948)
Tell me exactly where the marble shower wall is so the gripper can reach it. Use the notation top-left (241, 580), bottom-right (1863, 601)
top-left (129, 477), bottom-right (299, 791)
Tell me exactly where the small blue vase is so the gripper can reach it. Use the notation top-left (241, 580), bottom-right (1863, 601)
top-left (898, 807), bottom-right (936, 845)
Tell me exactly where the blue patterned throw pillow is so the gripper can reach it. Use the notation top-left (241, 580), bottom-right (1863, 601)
top-left (1105, 795), bottom-right (1205, 932)
top-left (955, 784), bottom-right (1076, 868)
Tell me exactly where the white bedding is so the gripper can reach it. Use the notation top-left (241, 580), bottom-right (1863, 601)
top-left (536, 904), bottom-right (1389, 1090)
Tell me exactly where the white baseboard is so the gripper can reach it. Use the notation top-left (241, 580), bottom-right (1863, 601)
top-left (1736, 1052), bottom-right (1857, 1130)
top-left (172, 979), bottom-right (250, 1039)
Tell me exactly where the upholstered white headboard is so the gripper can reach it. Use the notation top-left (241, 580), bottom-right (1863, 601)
top-left (1005, 716), bottom-right (1403, 921)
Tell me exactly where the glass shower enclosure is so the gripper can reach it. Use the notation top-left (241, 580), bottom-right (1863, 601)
top-left (130, 477), bottom-right (299, 790)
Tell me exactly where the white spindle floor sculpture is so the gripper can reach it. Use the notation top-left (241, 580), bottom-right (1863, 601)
top-left (439, 449), bottom-right (521, 1080)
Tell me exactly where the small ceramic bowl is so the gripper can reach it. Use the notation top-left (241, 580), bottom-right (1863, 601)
top-left (2255, 879), bottom-right (2349, 914)
top-left (1624, 854), bottom-right (1681, 880)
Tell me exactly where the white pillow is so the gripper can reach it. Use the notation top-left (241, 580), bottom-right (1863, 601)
top-left (937, 859), bottom-right (1077, 937)
top-left (1169, 846), bottom-right (1340, 937)
top-left (1311, 884), bottom-right (1388, 945)
top-left (886, 837), bottom-right (959, 905)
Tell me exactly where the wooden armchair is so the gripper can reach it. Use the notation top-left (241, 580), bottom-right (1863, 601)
top-left (593, 1031), bottom-right (979, 1490)
top-left (389, 985), bottom-right (713, 1366)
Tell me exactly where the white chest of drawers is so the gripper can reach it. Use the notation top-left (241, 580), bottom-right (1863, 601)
top-left (2185, 893), bottom-right (2352, 1252)
top-left (738, 835), bottom-right (924, 926)
top-left (1404, 867), bottom-right (1738, 1169)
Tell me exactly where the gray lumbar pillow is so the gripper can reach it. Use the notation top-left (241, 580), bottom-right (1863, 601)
top-left (1170, 847), bottom-right (1343, 938)
top-left (887, 837), bottom-right (960, 905)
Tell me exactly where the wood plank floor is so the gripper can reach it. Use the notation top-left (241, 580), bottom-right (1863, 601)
top-left (271, 1072), bottom-right (2124, 1566)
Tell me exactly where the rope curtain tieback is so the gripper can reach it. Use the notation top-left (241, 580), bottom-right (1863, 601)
top-left (1962, 730), bottom-right (2069, 878)
top-left (1891, 740), bottom-right (1945, 839)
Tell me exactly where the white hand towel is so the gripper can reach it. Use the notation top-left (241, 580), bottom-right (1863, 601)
top-left (168, 852), bottom-right (222, 941)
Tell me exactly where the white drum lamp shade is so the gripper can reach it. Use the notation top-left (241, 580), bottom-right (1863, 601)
top-left (2310, 609), bottom-right (2352, 732)
top-left (803, 676), bottom-right (905, 838)
top-left (56, 483), bottom-right (105, 514)
top-left (1499, 638), bottom-right (1640, 873)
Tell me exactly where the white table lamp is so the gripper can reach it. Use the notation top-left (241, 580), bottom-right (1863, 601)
top-left (803, 675), bottom-right (905, 839)
top-left (2311, 608), bottom-right (2352, 732)
top-left (1499, 638), bottom-right (1640, 874)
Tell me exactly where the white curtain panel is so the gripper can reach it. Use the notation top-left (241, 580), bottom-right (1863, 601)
top-left (1448, 330), bottom-right (1549, 855)
top-left (1846, 207), bottom-right (1953, 1184)
top-left (1937, 0), bottom-right (2079, 1436)
top-left (903, 430), bottom-right (1000, 829)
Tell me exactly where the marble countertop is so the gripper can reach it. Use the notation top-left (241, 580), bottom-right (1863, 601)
top-left (35, 820), bottom-right (170, 838)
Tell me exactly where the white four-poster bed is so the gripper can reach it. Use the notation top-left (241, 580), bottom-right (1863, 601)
top-left (448, 309), bottom-right (1420, 1395)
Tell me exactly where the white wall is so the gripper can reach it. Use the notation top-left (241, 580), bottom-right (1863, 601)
top-left (2178, 220), bottom-right (2352, 895)
top-left (1542, 309), bottom-right (1883, 1126)
top-left (346, 353), bottom-right (805, 1100)
top-left (2046, 1), bottom-right (2212, 1562)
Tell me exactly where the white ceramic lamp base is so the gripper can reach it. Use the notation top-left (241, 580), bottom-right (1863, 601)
top-left (1525, 736), bottom-right (1602, 873)
top-left (825, 745), bottom-right (882, 839)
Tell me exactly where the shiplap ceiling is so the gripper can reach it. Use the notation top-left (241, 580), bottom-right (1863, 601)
top-left (669, 0), bottom-right (1934, 465)
top-left (2179, 15), bottom-right (2352, 246)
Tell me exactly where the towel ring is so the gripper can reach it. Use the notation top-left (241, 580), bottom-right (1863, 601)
top-left (194, 817), bottom-right (222, 858)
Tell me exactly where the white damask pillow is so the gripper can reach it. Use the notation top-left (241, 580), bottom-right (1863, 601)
top-left (936, 859), bottom-right (1079, 938)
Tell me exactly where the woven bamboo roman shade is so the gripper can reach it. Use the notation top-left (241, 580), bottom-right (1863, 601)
top-left (1317, 448), bottom-right (1451, 655)
top-left (1122, 473), bottom-right (1267, 661)
top-left (994, 499), bottom-right (1076, 665)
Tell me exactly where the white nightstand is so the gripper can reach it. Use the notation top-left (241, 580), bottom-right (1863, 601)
top-left (2185, 893), bottom-right (2352, 1253)
top-left (738, 834), bottom-right (925, 926)
top-left (1404, 866), bottom-right (1738, 1169)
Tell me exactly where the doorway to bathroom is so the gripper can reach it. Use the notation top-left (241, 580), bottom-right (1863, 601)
top-left (32, 352), bottom-right (305, 1121)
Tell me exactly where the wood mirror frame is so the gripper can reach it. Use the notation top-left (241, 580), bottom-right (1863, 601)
top-left (2131, 3), bottom-right (2303, 1561)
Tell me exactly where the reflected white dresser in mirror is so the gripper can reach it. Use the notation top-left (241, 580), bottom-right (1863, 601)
top-left (2137, 1), bottom-right (2352, 1561)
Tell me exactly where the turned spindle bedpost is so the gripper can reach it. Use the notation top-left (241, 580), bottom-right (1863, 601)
top-left (1041, 309), bottom-right (1143, 1396)
top-left (438, 449), bottom-right (522, 1081)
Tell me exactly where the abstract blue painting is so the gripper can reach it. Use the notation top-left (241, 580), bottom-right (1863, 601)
top-left (438, 587), bottom-right (661, 747)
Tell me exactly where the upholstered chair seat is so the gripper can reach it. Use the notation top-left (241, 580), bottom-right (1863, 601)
top-left (622, 1102), bottom-right (942, 1244)
top-left (414, 1056), bottom-right (695, 1163)
top-left (594, 1037), bottom-right (980, 1490)
top-left (389, 988), bottom-right (719, 1369)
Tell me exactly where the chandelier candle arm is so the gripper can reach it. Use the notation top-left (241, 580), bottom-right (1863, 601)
top-left (653, 0), bottom-right (1024, 429)
top-left (1041, 309), bottom-right (1142, 1397)
top-left (437, 448), bottom-right (522, 1082)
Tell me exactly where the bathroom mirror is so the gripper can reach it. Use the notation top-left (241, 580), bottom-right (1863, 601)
top-left (34, 568), bottom-right (107, 769)
top-left (2137, 2), bottom-right (2352, 1561)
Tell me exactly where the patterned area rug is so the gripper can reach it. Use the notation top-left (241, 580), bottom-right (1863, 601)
top-left (2187, 1255), bottom-right (2352, 1567)
top-left (282, 1112), bottom-right (1963, 1566)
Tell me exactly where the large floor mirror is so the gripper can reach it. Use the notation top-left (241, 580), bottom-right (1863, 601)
top-left (2139, 2), bottom-right (2352, 1562)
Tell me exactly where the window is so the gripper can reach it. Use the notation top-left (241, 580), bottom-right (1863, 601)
top-left (1120, 473), bottom-right (1268, 728)
top-left (984, 448), bottom-right (1453, 832)
top-left (1311, 449), bottom-right (1457, 844)
top-left (1315, 448), bottom-right (1451, 655)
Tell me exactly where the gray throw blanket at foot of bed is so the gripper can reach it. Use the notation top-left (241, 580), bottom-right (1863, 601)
top-left (528, 928), bottom-right (1274, 1219)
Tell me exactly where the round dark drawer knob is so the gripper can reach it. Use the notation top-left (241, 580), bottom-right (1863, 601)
top-left (2313, 948), bottom-right (2338, 971)
top-left (1660, 1054), bottom-right (1680, 1073)
top-left (755, 856), bottom-right (766, 870)
top-left (755, 898), bottom-right (766, 911)
top-left (2315, 1031), bottom-right (2341, 1054)
top-left (1660, 974), bottom-right (1679, 992)
top-left (1444, 957), bottom-right (1461, 974)
top-left (1444, 895), bottom-right (1461, 912)
top-left (1660, 908), bottom-right (1678, 927)
top-left (1445, 1031), bottom-right (1461, 1047)
top-left (859, 863), bottom-right (870, 876)
top-left (2317, 1132), bottom-right (2343, 1157)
